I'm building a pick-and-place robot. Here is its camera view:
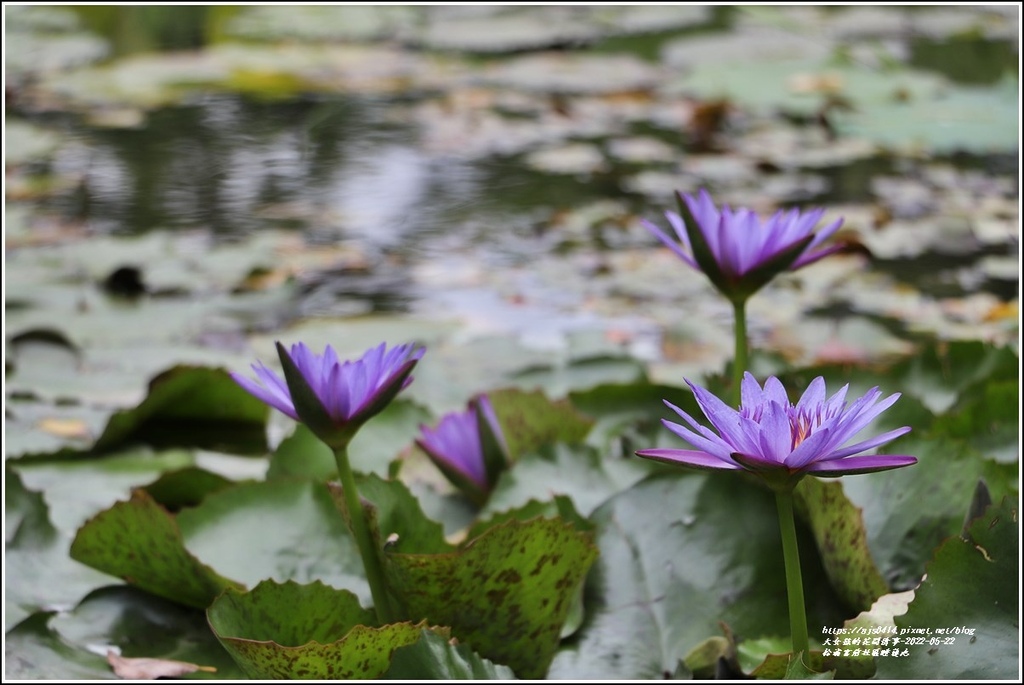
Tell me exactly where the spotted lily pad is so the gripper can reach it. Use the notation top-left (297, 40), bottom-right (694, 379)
top-left (208, 579), bottom-right (445, 679)
top-left (69, 489), bottom-right (244, 609)
top-left (384, 516), bottom-right (598, 679)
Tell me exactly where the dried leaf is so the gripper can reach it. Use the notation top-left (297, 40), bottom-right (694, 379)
top-left (107, 651), bottom-right (216, 679)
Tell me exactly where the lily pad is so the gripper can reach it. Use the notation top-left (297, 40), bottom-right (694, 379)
top-left (482, 442), bottom-right (653, 518)
top-left (5, 468), bottom-right (111, 630)
top-left (794, 477), bottom-right (890, 612)
top-left (69, 489), bottom-right (245, 609)
top-left (384, 629), bottom-right (517, 679)
top-left (50, 585), bottom-right (244, 680)
top-left (176, 479), bottom-right (368, 599)
top-left (548, 472), bottom-right (847, 680)
top-left (207, 579), bottom-right (443, 679)
top-left (875, 498), bottom-right (1019, 679)
top-left (93, 365), bottom-right (269, 455)
top-left (3, 612), bottom-right (112, 680)
top-left (385, 516), bottom-right (598, 679)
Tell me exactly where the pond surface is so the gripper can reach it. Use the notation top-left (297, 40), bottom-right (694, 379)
top-left (5, 3), bottom-right (1020, 436)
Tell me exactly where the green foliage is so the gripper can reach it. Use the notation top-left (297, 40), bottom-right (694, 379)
top-left (876, 498), bottom-right (1019, 679)
top-left (384, 630), bottom-right (518, 679)
top-left (794, 478), bottom-right (889, 612)
top-left (69, 490), bottom-right (244, 609)
top-left (487, 387), bottom-right (594, 461)
top-left (93, 366), bottom-right (269, 455)
top-left (208, 580), bottom-right (444, 679)
top-left (385, 517), bottom-right (599, 679)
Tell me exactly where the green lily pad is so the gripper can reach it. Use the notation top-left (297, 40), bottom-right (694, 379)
top-left (93, 365), bottom-right (269, 455)
top-left (5, 468), bottom-right (111, 630)
top-left (141, 466), bottom-right (235, 511)
top-left (875, 498), bottom-right (1019, 679)
top-left (932, 378), bottom-right (1019, 463)
top-left (487, 387), bottom-right (594, 461)
top-left (841, 434), bottom-right (1018, 591)
top-left (50, 585), bottom-right (245, 680)
top-left (175, 479), bottom-right (368, 599)
top-left (794, 477), bottom-right (890, 612)
top-left (207, 579), bottom-right (443, 679)
top-left (548, 472), bottom-right (847, 680)
top-left (832, 74), bottom-right (1020, 154)
top-left (11, 447), bottom-right (195, 535)
top-left (347, 473), bottom-right (453, 556)
top-left (384, 629), bottom-right (517, 679)
top-left (385, 516), bottom-right (598, 679)
top-left (482, 442), bottom-right (653, 517)
top-left (882, 340), bottom-right (1019, 414)
top-left (69, 489), bottom-right (245, 609)
top-left (3, 612), bottom-right (112, 680)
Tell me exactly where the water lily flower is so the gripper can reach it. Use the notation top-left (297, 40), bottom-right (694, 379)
top-left (643, 189), bottom-right (845, 407)
top-left (642, 189), bottom-right (844, 304)
top-left (637, 372), bottom-right (916, 656)
top-left (232, 341), bottom-right (425, 449)
top-left (417, 395), bottom-right (509, 504)
top-left (636, 372), bottom-right (916, 491)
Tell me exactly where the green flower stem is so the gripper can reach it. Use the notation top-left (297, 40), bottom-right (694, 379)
top-left (732, 298), bottom-right (748, 408)
top-left (332, 445), bottom-right (395, 624)
top-left (775, 488), bottom-right (809, 655)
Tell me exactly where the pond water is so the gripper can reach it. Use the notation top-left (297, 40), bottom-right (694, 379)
top-left (5, 4), bottom-right (1020, 397)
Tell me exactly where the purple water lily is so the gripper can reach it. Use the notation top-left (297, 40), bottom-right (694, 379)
top-left (643, 189), bottom-right (844, 302)
top-left (232, 341), bottom-right (424, 446)
top-left (417, 395), bottom-right (508, 502)
top-left (637, 373), bottom-right (916, 489)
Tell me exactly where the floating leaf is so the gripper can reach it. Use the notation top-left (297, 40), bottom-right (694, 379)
top-left (69, 489), bottom-right (244, 609)
top-left (384, 630), bottom-right (517, 680)
top-left (548, 472), bottom-right (847, 680)
top-left (176, 479), bottom-right (367, 597)
top-left (486, 387), bottom-right (593, 461)
top-left (841, 434), bottom-right (1017, 590)
top-left (50, 585), bottom-right (244, 680)
top-left (208, 579), bottom-right (444, 679)
top-left (3, 613), bottom-right (111, 680)
top-left (5, 468), bottom-right (110, 630)
top-left (141, 466), bottom-right (234, 510)
top-left (385, 517), bottom-right (598, 679)
top-left (482, 442), bottom-right (653, 518)
top-left (875, 498), bottom-right (1019, 679)
top-left (93, 366), bottom-right (269, 455)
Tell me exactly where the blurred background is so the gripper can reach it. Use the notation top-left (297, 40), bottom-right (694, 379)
top-left (5, 4), bottom-right (1020, 422)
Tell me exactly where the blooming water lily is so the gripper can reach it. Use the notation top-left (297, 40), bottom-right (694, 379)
top-left (232, 341), bottom-right (424, 449)
top-left (637, 372), bottom-right (917, 490)
top-left (232, 340), bottom-right (425, 624)
top-left (638, 372), bottom-right (917, 656)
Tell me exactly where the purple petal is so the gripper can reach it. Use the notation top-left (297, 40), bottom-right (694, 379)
top-left (756, 400), bottom-right (792, 463)
top-left (661, 419), bottom-right (734, 460)
top-left (785, 426), bottom-right (835, 468)
top-left (805, 455), bottom-right (918, 476)
top-left (740, 372), bottom-right (763, 410)
top-left (643, 218), bottom-right (698, 268)
top-left (635, 448), bottom-right (741, 471)
top-left (762, 376), bottom-right (789, 406)
top-left (822, 426), bottom-right (912, 460)
top-left (231, 370), bottom-right (298, 420)
top-left (794, 376), bottom-right (826, 416)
